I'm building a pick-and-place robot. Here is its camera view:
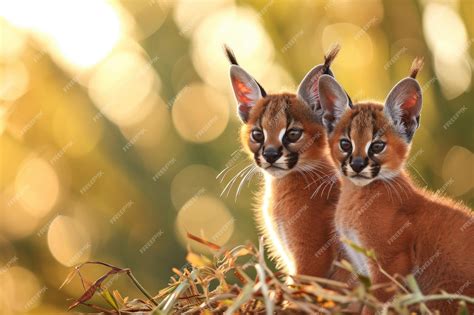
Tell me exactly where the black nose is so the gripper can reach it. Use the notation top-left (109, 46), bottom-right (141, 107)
top-left (262, 147), bottom-right (282, 164)
top-left (350, 156), bottom-right (367, 173)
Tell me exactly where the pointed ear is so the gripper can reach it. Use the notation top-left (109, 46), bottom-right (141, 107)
top-left (296, 45), bottom-right (340, 121)
top-left (384, 78), bottom-right (422, 142)
top-left (229, 65), bottom-right (263, 123)
top-left (318, 74), bottom-right (350, 133)
top-left (296, 64), bottom-right (333, 120)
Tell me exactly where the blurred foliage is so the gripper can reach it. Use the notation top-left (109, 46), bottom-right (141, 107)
top-left (0, 0), bottom-right (472, 313)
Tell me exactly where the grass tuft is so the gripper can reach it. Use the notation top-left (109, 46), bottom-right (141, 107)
top-left (64, 235), bottom-right (473, 314)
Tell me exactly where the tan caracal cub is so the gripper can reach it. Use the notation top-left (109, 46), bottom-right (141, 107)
top-left (224, 46), bottom-right (346, 279)
top-left (318, 59), bottom-right (474, 313)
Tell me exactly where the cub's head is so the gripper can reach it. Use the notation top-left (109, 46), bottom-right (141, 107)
top-left (227, 46), bottom-right (340, 178)
top-left (319, 59), bottom-right (424, 186)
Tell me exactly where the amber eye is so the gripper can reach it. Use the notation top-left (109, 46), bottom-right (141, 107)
top-left (339, 139), bottom-right (352, 153)
top-left (251, 129), bottom-right (264, 142)
top-left (286, 129), bottom-right (303, 142)
top-left (370, 141), bottom-right (386, 154)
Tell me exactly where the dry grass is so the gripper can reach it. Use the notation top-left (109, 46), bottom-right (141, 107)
top-left (63, 235), bottom-right (473, 314)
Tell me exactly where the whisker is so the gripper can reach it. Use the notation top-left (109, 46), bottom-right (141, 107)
top-left (385, 177), bottom-right (402, 204)
top-left (216, 159), bottom-right (248, 183)
top-left (308, 174), bottom-right (330, 193)
top-left (326, 175), bottom-right (339, 200)
top-left (235, 166), bottom-right (257, 201)
top-left (321, 175), bottom-right (337, 199)
top-left (304, 166), bottom-right (336, 189)
top-left (296, 163), bottom-right (324, 187)
top-left (247, 167), bottom-right (261, 187)
top-left (380, 179), bottom-right (394, 204)
top-left (221, 164), bottom-right (253, 197)
top-left (311, 172), bottom-right (338, 199)
top-left (216, 165), bottom-right (231, 180)
top-left (391, 176), bottom-right (410, 200)
top-left (408, 164), bottom-right (428, 187)
top-left (295, 169), bottom-right (311, 186)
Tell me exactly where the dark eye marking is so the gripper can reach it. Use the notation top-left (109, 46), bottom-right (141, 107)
top-left (369, 141), bottom-right (386, 154)
top-left (370, 163), bottom-right (381, 177)
top-left (254, 150), bottom-right (261, 166)
top-left (286, 151), bottom-right (299, 169)
top-left (339, 139), bottom-right (352, 153)
top-left (251, 129), bottom-right (264, 142)
top-left (285, 128), bottom-right (303, 143)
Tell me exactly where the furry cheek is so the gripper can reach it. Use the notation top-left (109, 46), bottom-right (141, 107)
top-left (294, 132), bottom-right (326, 161)
top-left (240, 128), bottom-right (261, 159)
top-left (333, 151), bottom-right (349, 174)
top-left (286, 137), bottom-right (305, 155)
top-left (376, 144), bottom-right (407, 175)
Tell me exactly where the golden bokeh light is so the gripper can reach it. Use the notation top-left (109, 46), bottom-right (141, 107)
top-left (0, 61), bottom-right (30, 102)
top-left (191, 6), bottom-right (274, 91)
top-left (88, 50), bottom-right (160, 126)
top-left (0, 190), bottom-right (39, 239)
top-left (442, 146), bottom-right (474, 197)
top-left (172, 83), bottom-right (229, 143)
top-left (0, 266), bottom-right (43, 313)
top-left (422, 3), bottom-right (471, 99)
top-left (47, 215), bottom-right (91, 266)
top-left (423, 3), bottom-right (468, 60)
top-left (173, 0), bottom-right (232, 38)
top-left (259, 63), bottom-right (296, 94)
top-left (176, 195), bottom-right (234, 252)
top-left (433, 53), bottom-right (472, 100)
top-left (170, 164), bottom-right (219, 211)
top-left (120, 97), bottom-right (171, 149)
top-left (122, 0), bottom-right (169, 40)
top-left (0, 19), bottom-right (27, 60)
top-left (1, 0), bottom-right (128, 71)
top-left (325, 0), bottom-right (384, 26)
top-left (46, 1), bottom-right (124, 70)
top-left (322, 23), bottom-right (374, 70)
top-left (0, 0), bottom-right (43, 29)
top-left (52, 104), bottom-right (103, 157)
top-left (14, 157), bottom-right (60, 218)
top-left (170, 55), bottom-right (200, 91)
top-left (6, 0), bottom-right (125, 71)
top-left (0, 105), bottom-right (10, 135)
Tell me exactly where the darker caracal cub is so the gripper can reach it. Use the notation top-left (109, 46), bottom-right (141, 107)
top-left (318, 59), bottom-right (474, 314)
top-left (224, 45), bottom-right (349, 281)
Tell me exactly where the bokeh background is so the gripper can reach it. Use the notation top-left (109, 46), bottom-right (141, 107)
top-left (0, 0), bottom-right (473, 313)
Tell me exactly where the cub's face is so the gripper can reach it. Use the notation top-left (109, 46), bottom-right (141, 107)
top-left (228, 51), bottom-right (340, 179)
top-left (318, 73), bottom-right (422, 187)
top-left (328, 103), bottom-right (409, 186)
top-left (241, 94), bottom-right (327, 178)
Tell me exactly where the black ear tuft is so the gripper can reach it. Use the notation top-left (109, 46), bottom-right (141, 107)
top-left (224, 44), bottom-right (239, 65)
top-left (409, 57), bottom-right (424, 79)
top-left (322, 44), bottom-right (341, 75)
top-left (296, 44), bottom-right (341, 121)
top-left (224, 44), bottom-right (267, 97)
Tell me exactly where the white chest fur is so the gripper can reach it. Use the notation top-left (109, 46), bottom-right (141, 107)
top-left (262, 173), bottom-right (296, 275)
top-left (338, 227), bottom-right (370, 277)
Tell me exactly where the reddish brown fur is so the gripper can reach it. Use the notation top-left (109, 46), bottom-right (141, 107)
top-left (226, 44), bottom-right (353, 281)
top-left (239, 93), bottom-right (349, 279)
top-left (329, 102), bottom-right (474, 314)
